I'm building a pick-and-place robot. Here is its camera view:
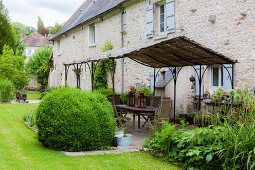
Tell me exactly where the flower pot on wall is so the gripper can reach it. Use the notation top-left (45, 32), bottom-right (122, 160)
top-left (115, 134), bottom-right (132, 147)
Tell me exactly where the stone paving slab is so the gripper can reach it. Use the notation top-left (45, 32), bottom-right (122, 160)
top-left (11, 100), bottom-right (41, 104)
top-left (64, 146), bottom-right (141, 157)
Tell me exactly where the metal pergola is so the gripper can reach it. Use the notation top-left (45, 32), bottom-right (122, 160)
top-left (62, 36), bottom-right (237, 123)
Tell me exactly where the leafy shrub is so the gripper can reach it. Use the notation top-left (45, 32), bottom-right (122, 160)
top-left (136, 86), bottom-right (153, 97)
top-left (144, 122), bottom-right (224, 169)
top-left (36, 87), bottom-right (115, 151)
top-left (120, 92), bottom-right (128, 104)
top-left (26, 46), bottom-right (52, 90)
top-left (0, 46), bottom-right (28, 90)
top-left (146, 88), bottom-right (255, 169)
top-left (39, 87), bottom-right (58, 99)
top-left (0, 79), bottom-right (14, 102)
top-left (94, 88), bottom-right (127, 104)
top-left (23, 113), bottom-right (36, 127)
top-left (94, 88), bottom-right (113, 97)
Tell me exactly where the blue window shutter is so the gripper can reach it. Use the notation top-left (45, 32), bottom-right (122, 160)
top-left (146, 4), bottom-right (154, 38)
top-left (223, 64), bottom-right (233, 91)
top-left (166, 0), bottom-right (175, 33)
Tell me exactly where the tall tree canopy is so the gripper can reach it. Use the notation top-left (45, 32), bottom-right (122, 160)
top-left (0, 1), bottom-right (15, 54)
top-left (48, 22), bottom-right (63, 34)
top-left (37, 16), bottom-right (44, 30)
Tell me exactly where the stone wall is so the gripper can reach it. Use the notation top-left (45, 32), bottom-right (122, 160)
top-left (49, 0), bottom-right (255, 113)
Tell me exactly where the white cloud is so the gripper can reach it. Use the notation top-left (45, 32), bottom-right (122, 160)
top-left (3, 0), bottom-right (84, 28)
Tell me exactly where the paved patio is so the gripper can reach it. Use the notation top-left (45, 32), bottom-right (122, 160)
top-left (64, 114), bottom-right (151, 156)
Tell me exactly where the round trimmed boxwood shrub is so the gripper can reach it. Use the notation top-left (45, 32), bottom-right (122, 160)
top-left (36, 87), bottom-right (115, 151)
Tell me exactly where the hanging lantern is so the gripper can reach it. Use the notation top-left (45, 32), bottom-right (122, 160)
top-left (137, 93), bottom-right (147, 108)
top-left (128, 92), bottom-right (135, 106)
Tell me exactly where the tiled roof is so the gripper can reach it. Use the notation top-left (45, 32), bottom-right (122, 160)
top-left (23, 33), bottom-right (53, 47)
top-left (52, 0), bottom-right (126, 40)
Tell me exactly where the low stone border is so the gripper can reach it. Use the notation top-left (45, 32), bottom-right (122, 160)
top-left (24, 122), bottom-right (38, 132)
top-left (12, 100), bottom-right (41, 104)
top-left (64, 146), bottom-right (141, 157)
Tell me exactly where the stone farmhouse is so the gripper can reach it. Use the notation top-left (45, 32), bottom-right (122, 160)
top-left (49, 0), bottom-right (255, 113)
top-left (23, 33), bottom-right (53, 61)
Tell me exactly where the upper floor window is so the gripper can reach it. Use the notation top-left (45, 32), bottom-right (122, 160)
top-left (146, 0), bottom-right (175, 39)
top-left (159, 4), bottom-right (166, 33)
top-left (89, 24), bottom-right (96, 46)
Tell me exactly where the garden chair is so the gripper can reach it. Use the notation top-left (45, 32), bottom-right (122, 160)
top-left (16, 92), bottom-right (27, 103)
top-left (141, 96), bottom-right (161, 127)
top-left (150, 98), bottom-right (172, 129)
top-left (108, 95), bottom-right (130, 125)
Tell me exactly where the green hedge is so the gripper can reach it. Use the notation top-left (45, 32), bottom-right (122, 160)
top-left (36, 87), bottom-right (115, 151)
top-left (0, 79), bottom-right (14, 103)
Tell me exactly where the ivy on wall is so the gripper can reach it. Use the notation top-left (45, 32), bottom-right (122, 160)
top-left (94, 41), bottom-right (116, 89)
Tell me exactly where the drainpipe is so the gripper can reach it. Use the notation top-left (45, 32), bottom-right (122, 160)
top-left (120, 6), bottom-right (125, 93)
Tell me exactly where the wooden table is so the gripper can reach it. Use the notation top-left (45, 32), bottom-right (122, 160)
top-left (116, 105), bottom-right (157, 131)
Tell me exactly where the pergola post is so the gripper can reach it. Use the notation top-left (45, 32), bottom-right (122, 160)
top-left (64, 65), bottom-right (69, 87)
top-left (173, 67), bottom-right (177, 124)
top-left (198, 65), bottom-right (202, 110)
top-left (111, 58), bottom-right (117, 116)
top-left (91, 62), bottom-right (94, 91)
top-left (153, 68), bottom-right (156, 96)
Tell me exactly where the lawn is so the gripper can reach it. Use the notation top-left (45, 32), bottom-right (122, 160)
top-left (26, 91), bottom-right (41, 100)
top-left (0, 104), bottom-right (180, 170)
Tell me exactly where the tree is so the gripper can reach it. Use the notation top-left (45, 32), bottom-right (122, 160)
top-left (38, 27), bottom-right (49, 36)
top-left (0, 45), bottom-right (28, 90)
top-left (37, 16), bottom-right (44, 30)
top-left (27, 26), bottom-right (36, 36)
top-left (11, 22), bottom-right (30, 37)
top-left (11, 22), bottom-right (25, 55)
top-left (0, 0), bottom-right (8, 17)
top-left (0, 1), bottom-right (15, 54)
top-left (48, 22), bottom-right (63, 34)
top-left (26, 46), bottom-right (52, 90)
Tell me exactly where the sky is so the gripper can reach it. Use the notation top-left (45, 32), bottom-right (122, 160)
top-left (3, 0), bottom-right (84, 28)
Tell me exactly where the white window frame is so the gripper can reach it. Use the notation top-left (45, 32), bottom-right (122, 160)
top-left (89, 23), bottom-right (96, 46)
top-left (158, 3), bottom-right (166, 34)
top-left (211, 65), bottom-right (224, 91)
top-left (27, 49), bottom-right (32, 56)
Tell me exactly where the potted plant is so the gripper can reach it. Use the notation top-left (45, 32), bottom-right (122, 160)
top-left (115, 132), bottom-right (132, 147)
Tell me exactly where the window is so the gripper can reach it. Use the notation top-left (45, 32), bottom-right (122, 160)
top-left (211, 65), bottom-right (233, 91)
top-left (89, 24), bottom-right (96, 45)
top-left (159, 4), bottom-right (166, 33)
top-left (27, 49), bottom-right (32, 56)
top-left (146, 0), bottom-right (175, 38)
top-left (212, 65), bottom-right (223, 87)
top-left (56, 41), bottom-right (60, 55)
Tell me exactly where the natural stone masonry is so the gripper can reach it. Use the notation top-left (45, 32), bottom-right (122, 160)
top-left (49, 0), bottom-right (255, 113)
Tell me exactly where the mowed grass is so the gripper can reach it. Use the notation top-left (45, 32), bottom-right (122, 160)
top-left (0, 104), bottom-right (180, 170)
top-left (26, 91), bottom-right (41, 100)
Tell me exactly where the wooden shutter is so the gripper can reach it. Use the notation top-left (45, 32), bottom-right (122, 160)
top-left (146, 4), bottom-right (154, 38)
top-left (166, 0), bottom-right (175, 33)
top-left (223, 64), bottom-right (233, 91)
